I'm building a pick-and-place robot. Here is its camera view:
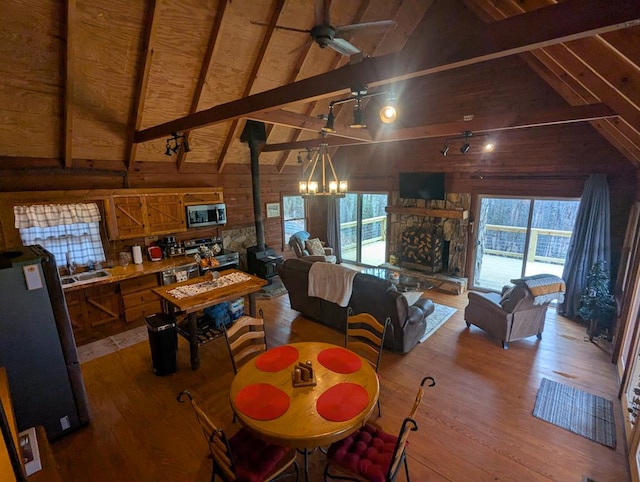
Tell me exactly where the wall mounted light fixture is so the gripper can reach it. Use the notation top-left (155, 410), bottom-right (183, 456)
top-left (165, 132), bottom-right (190, 156)
top-left (439, 131), bottom-right (495, 156)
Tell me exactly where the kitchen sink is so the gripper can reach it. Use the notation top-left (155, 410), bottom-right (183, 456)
top-left (75, 270), bottom-right (111, 281)
top-left (60, 269), bottom-right (112, 287)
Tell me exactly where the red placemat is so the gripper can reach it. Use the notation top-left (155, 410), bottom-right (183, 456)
top-left (255, 345), bottom-right (299, 372)
top-left (235, 383), bottom-right (290, 420)
top-left (316, 383), bottom-right (370, 422)
top-left (317, 347), bottom-right (362, 374)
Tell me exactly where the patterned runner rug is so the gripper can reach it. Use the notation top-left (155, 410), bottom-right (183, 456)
top-left (533, 378), bottom-right (616, 448)
top-left (419, 303), bottom-right (457, 343)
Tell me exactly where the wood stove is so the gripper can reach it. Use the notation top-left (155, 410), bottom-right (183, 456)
top-left (247, 246), bottom-right (283, 280)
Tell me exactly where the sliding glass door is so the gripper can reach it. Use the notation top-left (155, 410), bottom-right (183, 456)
top-left (339, 193), bottom-right (388, 266)
top-left (473, 196), bottom-right (579, 291)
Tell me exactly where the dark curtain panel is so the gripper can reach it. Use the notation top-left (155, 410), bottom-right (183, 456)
top-left (558, 174), bottom-right (611, 318)
top-left (327, 197), bottom-right (342, 264)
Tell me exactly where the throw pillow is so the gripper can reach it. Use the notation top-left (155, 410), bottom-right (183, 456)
top-left (305, 238), bottom-right (325, 256)
top-left (402, 291), bottom-right (424, 306)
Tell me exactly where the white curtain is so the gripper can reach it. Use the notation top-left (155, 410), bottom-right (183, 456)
top-left (558, 174), bottom-right (611, 318)
top-left (14, 203), bottom-right (101, 228)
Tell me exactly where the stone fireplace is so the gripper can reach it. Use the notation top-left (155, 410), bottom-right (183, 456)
top-left (401, 225), bottom-right (444, 273)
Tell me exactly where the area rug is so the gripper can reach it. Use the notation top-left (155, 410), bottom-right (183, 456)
top-left (255, 275), bottom-right (288, 299)
top-left (77, 325), bottom-right (148, 364)
top-left (533, 378), bottom-right (616, 448)
top-left (419, 303), bottom-right (457, 343)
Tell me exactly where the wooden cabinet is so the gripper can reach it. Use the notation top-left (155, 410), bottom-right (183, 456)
top-left (145, 194), bottom-right (185, 234)
top-left (104, 188), bottom-right (223, 240)
top-left (106, 193), bottom-right (185, 240)
top-left (66, 284), bottom-right (122, 345)
top-left (120, 273), bottom-right (162, 324)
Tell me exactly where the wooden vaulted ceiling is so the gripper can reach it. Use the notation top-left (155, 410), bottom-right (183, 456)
top-left (1, 0), bottom-right (640, 177)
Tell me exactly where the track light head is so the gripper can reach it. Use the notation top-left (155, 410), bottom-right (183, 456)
top-left (165, 143), bottom-right (172, 156)
top-left (350, 101), bottom-right (366, 129)
top-left (297, 153), bottom-right (303, 164)
top-left (183, 137), bottom-right (191, 153)
top-left (379, 95), bottom-right (397, 124)
top-left (322, 108), bottom-right (336, 133)
top-left (460, 143), bottom-right (470, 154)
top-left (440, 143), bottom-right (450, 156)
top-left (483, 140), bottom-right (495, 152)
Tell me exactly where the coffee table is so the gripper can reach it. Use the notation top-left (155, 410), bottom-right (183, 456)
top-left (361, 267), bottom-right (433, 292)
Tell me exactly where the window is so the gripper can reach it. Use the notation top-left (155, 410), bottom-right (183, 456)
top-left (14, 203), bottom-right (106, 267)
top-left (282, 195), bottom-right (306, 245)
top-left (339, 193), bottom-right (388, 266)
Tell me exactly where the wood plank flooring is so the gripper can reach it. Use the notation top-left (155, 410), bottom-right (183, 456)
top-left (51, 288), bottom-right (630, 482)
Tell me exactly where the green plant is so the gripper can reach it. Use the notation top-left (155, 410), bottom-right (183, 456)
top-left (578, 260), bottom-right (617, 339)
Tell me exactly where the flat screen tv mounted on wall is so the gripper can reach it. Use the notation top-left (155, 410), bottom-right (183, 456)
top-left (399, 172), bottom-right (445, 200)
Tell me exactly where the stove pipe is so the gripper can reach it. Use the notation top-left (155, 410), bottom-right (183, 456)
top-left (241, 121), bottom-right (267, 251)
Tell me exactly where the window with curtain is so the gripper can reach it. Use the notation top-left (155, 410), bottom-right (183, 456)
top-left (14, 203), bottom-right (106, 267)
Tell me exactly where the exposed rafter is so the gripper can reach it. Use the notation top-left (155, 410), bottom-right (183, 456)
top-left (125, 0), bottom-right (160, 172)
top-left (260, 103), bottom-right (617, 152)
top-left (62, 0), bottom-right (76, 169)
top-left (176, 0), bottom-right (229, 172)
top-left (134, 0), bottom-right (640, 144)
top-left (216, 0), bottom-right (285, 173)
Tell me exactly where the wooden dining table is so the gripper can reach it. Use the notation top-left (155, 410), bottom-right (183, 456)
top-left (152, 269), bottom-right (266, 370)
top-left (229, 341), bottom-right (380, 481)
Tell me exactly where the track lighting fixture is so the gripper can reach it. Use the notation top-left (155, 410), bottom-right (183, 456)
top-left (297, 148), bottom-right (313, 164)
top-left (322, 85), bottom-right (398, 134)
top-left (164, 132), bottom-right (190, 156)
top-left (439, 131), bottom-right (495, 156)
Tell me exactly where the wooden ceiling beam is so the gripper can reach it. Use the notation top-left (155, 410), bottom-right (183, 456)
top-left (261, 103), bottom-right (617, 152)
top-left (125, 0), bottom-right (161, 172)
top-left (176, 0), bottom-right (229, 172)
top-left (62, 0), bottom-right (76, 169)
top-left (215, 0), bottom-right (285, 173)
top-left (134, 0), bottom-right (640, 144)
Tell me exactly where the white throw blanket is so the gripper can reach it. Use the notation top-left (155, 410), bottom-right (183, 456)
top-left (308, 262), bottom-right (357, 307)
top-left (510, 274), bottom-right (566, 305)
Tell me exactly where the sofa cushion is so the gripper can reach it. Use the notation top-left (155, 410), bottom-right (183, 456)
top-left (305, 238), bottom-right (326, 256)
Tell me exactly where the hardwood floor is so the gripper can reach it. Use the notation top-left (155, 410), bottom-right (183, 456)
top-left (52, 289), bottom-right (630, 482)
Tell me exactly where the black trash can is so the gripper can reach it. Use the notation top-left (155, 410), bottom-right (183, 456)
top-left (145, 313), bottom-right (177, 375)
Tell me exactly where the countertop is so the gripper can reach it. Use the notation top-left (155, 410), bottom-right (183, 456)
top-left (62, 256), bottom-right (197, 292)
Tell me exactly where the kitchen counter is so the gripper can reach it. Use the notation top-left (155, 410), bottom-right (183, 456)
top-left (62, 256), bottom-right (196, 292)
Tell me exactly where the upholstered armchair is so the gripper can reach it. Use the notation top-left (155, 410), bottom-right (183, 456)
top-left (464, 283), bottom-right (552, 349)
top-left (288, 231), bottom-right (337, 263)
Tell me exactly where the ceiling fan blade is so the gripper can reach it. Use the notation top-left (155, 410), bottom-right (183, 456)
top-left (334, 20), bottom-right (397, 35)
top-left (250, 19), bottom-right (310, 34)
top-left (288, 37), bottom-right (315, 55)
top-left (327, 38), bottom-right (361, 57)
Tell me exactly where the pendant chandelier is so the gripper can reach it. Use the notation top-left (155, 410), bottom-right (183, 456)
top-left (299, 135), bottom-right (347, 197)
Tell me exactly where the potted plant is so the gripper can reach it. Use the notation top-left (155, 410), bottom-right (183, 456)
top-left (578, 260), bottom-right (617, 341)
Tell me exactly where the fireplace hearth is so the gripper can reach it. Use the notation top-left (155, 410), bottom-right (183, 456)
top-left (401, 225), bottom-right (444, 274)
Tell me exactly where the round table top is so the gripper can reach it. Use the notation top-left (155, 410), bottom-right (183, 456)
top-left (229, 341), bottom-right (379, 449)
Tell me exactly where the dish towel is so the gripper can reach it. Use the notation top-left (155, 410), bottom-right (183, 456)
top-left (308, 262), bottom-right (357, 307)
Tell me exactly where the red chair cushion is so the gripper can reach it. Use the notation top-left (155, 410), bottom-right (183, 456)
top-left (327, 423), bottom-right (399, 482)
top-left (229, 428), bottom-right (288, 482)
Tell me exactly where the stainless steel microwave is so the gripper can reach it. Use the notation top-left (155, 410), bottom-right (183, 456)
top-left (186, 203), bottom-right (226, 228)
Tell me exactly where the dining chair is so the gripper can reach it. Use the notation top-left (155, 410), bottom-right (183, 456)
top-left (223, 308), bottom-right (268, 374)
top-left (323, 376), bottom-right (436, 482)
top-left (345, 309), bottom-right (390, 417)
top-left (177, 390), bottom-right (299, 482)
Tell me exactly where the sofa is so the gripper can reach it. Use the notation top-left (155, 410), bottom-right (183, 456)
top-left (277, 258), bottom-right (435, 353)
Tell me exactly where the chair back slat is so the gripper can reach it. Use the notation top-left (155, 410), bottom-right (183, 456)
top-left (223, 313), bottom-right (267, 374)
top-left (345, 312), bottom-right (389, 372)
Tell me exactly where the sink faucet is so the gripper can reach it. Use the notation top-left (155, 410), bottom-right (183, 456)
top-left (66, 252), bottom-right (76, 276)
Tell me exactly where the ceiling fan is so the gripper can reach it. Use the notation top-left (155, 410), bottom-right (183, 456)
top-left (252, 1), bottom-right (396, 58)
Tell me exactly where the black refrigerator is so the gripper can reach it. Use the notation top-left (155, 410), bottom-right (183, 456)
top-left (0, 245), bottom-right (90, 440)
